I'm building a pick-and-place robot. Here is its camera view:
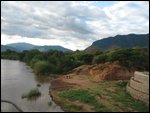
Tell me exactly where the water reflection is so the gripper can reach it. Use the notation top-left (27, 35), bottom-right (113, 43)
top-left (34, 75), bottom-right (51, 84)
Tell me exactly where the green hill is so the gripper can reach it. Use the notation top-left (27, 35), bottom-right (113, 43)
top-left (86, 34), bottom-right (149, 51)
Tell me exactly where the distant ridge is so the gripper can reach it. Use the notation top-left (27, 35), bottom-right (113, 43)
top-left (1, 45), bottom-right (17, 52)
top-left (85, 33), bottom-right (149, 52)
top-left (33, 45), bottom-right (72, 52)
top-left (1, 42), bottom-right (72, 52)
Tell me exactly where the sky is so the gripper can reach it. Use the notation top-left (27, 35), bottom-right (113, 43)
top-left (1, 1), bottom-right (149, 50)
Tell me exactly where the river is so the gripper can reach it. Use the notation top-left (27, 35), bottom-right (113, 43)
top-left (1, 59), bottom-right (63, 112)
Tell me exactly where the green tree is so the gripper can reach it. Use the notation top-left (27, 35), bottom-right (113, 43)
top-left (93, 54), bottom-right (107, 64)
top-left (34, 61), bottom-right (54, 75)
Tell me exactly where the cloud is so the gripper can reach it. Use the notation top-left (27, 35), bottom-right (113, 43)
top-left (1, 1), bottom-right (149, 50)
top-left (90, 1), bottom-right (149, 39)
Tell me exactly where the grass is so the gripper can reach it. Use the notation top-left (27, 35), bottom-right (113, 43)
top-left (65, 103), bottom-right (83, 111)
top-left (53, 80), bottom-right (149, 112)
top-left (116, 80), bottom-right (128, 87)
top-left (106, 81), bottom-right (149, 112)
top-left (59, 89), bottom-right (96, 104)
top-left (96, 81), bottom-right (149, 112)
top-left (58, 89), bottom-right (109, 112)
top-left (21, 88), bottom-right (41, 100)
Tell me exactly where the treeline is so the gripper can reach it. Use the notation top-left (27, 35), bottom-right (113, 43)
top-left (93, 47), bottom-right (149, 71)
top-left (1, 49), bottom-right (92, 75)
top-left (1, 50), bottom-right (20, 60)
top-left (1, 47), bottom-right (149, 75)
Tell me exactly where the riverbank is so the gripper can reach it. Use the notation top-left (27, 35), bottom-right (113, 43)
top-left (50, 80), bottom-right (149, 112)
top-left (49, 63), bottom-right (149, 112)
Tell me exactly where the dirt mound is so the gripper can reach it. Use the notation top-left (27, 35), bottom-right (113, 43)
top-left (50, 62), bottom-right (134, 91)
top-left (70, 65), bottom-right (95, 75)
top-left (69, 62), bottom-right (134, 81)
top-left (91, 63), bottom-right (134, 81)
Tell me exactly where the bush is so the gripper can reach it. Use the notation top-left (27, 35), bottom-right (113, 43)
top-left (93, 54), bottom-right (107, 64)
top-left (22, 88), bottom-right (41, 99)
top-left (34, 61), bottom-right (53, 75)
top-left (48, 101), bottom-right (52, 106)
top-left (106, 48), bottom-right (149, 70)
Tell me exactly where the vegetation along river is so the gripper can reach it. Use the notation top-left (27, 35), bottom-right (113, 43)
top-left (1, 59), bottom-right (63, 112)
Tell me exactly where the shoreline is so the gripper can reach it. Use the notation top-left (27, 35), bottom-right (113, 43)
top-left (49, 77), bottom-right (78, 112)
top-left (49, 90), bottom-right (65, 112)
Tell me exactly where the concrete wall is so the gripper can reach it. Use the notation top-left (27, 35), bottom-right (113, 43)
top-left (134, 71), bottom-right (149, 83)
top-left (129, 77), bottom-right (149, 94)
top-left (127, 84), bottom-right (149, 105)
top-left (126, 71), bottom-right (149, 106)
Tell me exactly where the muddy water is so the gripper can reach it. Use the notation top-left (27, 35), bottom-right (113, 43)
top-left (1, 59), bottom-right (63, 112)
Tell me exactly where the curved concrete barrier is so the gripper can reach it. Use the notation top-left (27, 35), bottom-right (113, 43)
top-left (134, 72), bottom-right (149, 83)
top-left (126, 71), bottom-right (149, 106)
top-left (127, 84), bottom-right (149, 105)
top-left (129, 77), bottom-right (149, 94)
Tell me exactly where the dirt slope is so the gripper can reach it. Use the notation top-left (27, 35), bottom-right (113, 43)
top-left (51, 62), bottom-right (134, 90)
top-left (49, 63), bottom-right (149, 112)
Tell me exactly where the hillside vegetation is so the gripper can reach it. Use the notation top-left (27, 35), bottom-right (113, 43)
top-left (86, 34), bottom-right (149, 51)
top-left (1, 47), bottom-right (149, 76)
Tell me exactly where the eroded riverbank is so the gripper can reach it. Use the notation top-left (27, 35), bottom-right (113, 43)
top-left (49, 64), bottom-right (149, 112)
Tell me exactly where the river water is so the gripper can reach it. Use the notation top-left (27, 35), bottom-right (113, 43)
top-left (1, 59), bottom-right (63, 112)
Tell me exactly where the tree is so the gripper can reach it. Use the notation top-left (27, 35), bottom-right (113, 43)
top-left (93, 54), bottom-right (107, 64)
top-left (34, 61), bottom-right (54, 75)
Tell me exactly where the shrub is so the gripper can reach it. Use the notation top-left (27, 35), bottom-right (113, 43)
top-left (93, 54), bottom-right (107, 64)
top-left (21, 88), bottom-right (41, 99)
top-left (48, 101), bottom-right (52, 106)
top-left (34, 61), bottom-right (53, 75)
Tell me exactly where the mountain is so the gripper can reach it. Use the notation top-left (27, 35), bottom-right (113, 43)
top-left (33, 45), bottom-right (72, 52)
top-left (3, 42), bottom-right (72, 52)
top-left (86, 34), bottom-right (149, 51)
top-left (6, 42), bottom-right (35, 52)
top-left (1, 45), bottom-right (17, 52)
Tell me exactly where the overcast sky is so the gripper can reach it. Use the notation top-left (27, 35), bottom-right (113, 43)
top-left (1, 1), bottom-right (149, 50)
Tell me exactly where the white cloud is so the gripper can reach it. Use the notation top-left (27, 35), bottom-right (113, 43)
top-left (96, 1), bottom-right (149, 39)
top-left (1, 1), bottom-right (149, 50)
